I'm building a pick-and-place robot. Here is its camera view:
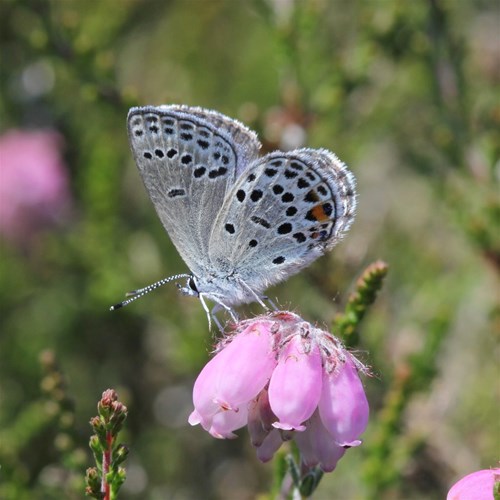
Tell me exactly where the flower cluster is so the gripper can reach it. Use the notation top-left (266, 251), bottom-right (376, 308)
top-left (0, 129), bottom-right (71, 244)
top-left (189, 312), bottom-right (369, 472)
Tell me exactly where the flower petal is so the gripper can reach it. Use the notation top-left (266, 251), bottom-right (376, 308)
top-left (296, 410), bottom-right (345, 472)
top-left (319, 357), bottom-right (369, 447)
top-left (212, 322), bottom-right (276, 408)
top-left (248, 390), bottom-right (274, 447)
top-left (191, 321), bottom-right (276, 426)
top-left (209, 405), bottom-right (249, 439)
top-left (269, 335), bottom-right (322, 431)
top-left (447, 468), bottom-right (500, 500)
top-left (255, 429), bottom-right (284, 463)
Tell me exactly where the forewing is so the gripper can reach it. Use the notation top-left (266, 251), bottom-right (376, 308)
top-left (208, 149), bottom-right (356, 293)
top-left (163, 105), bottom-right (261, 175)
top-left (127, 106), bottom-right (259, 275)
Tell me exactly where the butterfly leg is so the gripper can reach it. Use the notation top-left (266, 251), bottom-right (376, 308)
top-left (211, 301), bottom-right (239, 325)
top-left (198, 293), bottom-right (213, 331)
top-left (238, 279), bottom-right (269, 310)
top-left (199, 294), bottom-right (238, 331)
top-left (262, 296), bottom-right (278, 311)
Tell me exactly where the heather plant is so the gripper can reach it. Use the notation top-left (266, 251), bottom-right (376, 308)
top-left (0, 1), bottom-right (497, 499)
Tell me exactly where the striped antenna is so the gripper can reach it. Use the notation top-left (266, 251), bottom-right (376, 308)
top-left (110, 274), bottom-right (192, 311)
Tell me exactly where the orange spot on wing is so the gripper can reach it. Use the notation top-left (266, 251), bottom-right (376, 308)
top-left (311, 204), bottom-right (330, 222)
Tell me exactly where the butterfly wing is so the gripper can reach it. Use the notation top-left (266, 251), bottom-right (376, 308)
top-left (127, 106), bottom-right (261, 275)
top-left (207, 148), bottom-right (356, 294)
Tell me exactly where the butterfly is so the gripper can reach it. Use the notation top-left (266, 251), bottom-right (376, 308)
top-left (111, 105), bottom-right (356, 327)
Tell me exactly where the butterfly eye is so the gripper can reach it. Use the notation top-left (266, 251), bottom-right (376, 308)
top-left (188, 277), bottom-right (198, 293)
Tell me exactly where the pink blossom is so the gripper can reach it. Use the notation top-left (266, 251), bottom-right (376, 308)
top-left (269, 334), bottom-right (322, 431)
top-left (294, 410), bottom-right (345, 472)
top-left (189, 311), bottom-right (370, 473)
top-left (318, 356), bottom-right (369, 447)
top-left (447, 468), bottom-right (500, 500)
top-left (188, 321), bottom-right (277, 435)
top-left (0, 129), bottom-right (71, 243)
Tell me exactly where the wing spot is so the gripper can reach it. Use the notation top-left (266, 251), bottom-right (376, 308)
top-left (247, 173), bottom-right (256, 182)
top-left (199, 129), bottom-right (210, 138)
top-left (250, 189), bottom-right (263, 202)
top-left (265, 168), bottom-right (277, 177)
top-left (290, 161), bottom-right (304, 171)
top-left (208, 167), bottom-right (228, 178)
top-left (273, 184), bottom-right (284, 195)
top-left (297, 178), bottom-right (310, 189)
top-left (310, 229), bottom-right (329, 241)
top-left (281, 192), bottom-right (294, 203)
top-left (146, 116), bottom-right (158, 123)
top-left (164, 127), bottom-right (174, 134)
top-left (167, 148), bottom-right (178, 158)
top-left (273, 256), bottom-right (285, 264)
top-left (131, 118), bottom-right (141, 126)
top-left (293, 232), bottom-right (306, 243)
top-left (271, 160), bottom-right (283, 167)
top-left (249, 239), bottom-right (258, 248)
top-left (194, 166), bottom-right (206, 178)
top-left (284, 169), bottom-right (298, 179)
top-left (308, 204), bottom-right (332, 222)
top-left (149, 125), bottom-right (159, 133)
top-left (277, 223), bottom-right (292, 234)
top-left (180, 133), bottom-right (193, 141)
top-left (143, 152), bottom-right (152, 159)
top-left (286, 206), bottom-right (298, 216)
top-left (306, 172), bottom-right (316, 181)
top-left (304, 190), bottom-right (320, 203)
top-left (317, 185), bottom-right (328, 196)
top-left (221, 155), bottom-right (229, 165)
top-left (180, 123), bottom-right (193, 130)
top-left (181, 154), bottom-right (193, 165)
top-left (236, 189), bottom-right (246, 202)
top-left (162, 118), bottom-right (174, 126)
top-left (305, 209), bottom-right (317, 222)
top-left (134, 130), bottom-right (143, 137)
top-left (168, 188), bottom-right (186, 198)
top-left (225, 223), bottom-right (235, 234)
top-left (154, 149), bottom-right (164, 158)
top-left (251, 216), bottom-right (270, 229)
top-left (213, 152), bottom-right (221, 160)
top-left (197, 139), bottom-right (209, 150)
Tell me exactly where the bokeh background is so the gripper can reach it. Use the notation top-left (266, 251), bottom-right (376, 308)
top-left (1, 0), bottom-right (498, 499)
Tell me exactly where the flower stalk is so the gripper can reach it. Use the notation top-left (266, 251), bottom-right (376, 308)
top-left (85, 390), bottom-right (129, 500)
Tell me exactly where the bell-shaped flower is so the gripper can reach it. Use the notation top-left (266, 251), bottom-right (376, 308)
top-left (269, 335), bottom-right (322, 431)
top-left (189, 321), bottom-right (276, 430)
top-left (318, 356), bottom-right (369, 447)
top-left (447, 468), bottom-right (500, 500)
top-left (295, 410), bottom-right (346, 472)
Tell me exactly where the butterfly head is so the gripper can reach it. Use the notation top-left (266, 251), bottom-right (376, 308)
top-left (177, 275), bottom-right (199, 298)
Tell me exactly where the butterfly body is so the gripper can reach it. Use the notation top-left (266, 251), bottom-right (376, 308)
top-left (126, 105), bottom-right (356, 314)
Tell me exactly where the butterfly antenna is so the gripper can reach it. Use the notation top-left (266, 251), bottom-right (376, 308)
top-left (110, 274), bottom-right (191, 311)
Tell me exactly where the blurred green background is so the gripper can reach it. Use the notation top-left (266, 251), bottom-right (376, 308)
top-left (0, 0), bottom-right (498, 499)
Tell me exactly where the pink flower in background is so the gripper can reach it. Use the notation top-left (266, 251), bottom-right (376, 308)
top-left (447, 468), bottom-right (500, 500)
top-left (0, 129), bottom-right (71, 243)
top-left (189, 311), bottom-right (370, 472)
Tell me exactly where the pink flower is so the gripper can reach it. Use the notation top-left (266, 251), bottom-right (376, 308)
top-left (447, 468), bottom-right (500, 500)
top-left (0, 129), bottom-right (71, 244)
top-left (189, 312), bottom-right (370, 472)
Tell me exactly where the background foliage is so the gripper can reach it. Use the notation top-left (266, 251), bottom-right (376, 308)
top-left (0, 0), bottom-right (498, 498)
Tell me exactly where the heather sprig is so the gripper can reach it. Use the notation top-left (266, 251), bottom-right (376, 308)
top-left (333, 260), bottom-right (389, 346)
top-left (85, 390), bottom-right (129, 500)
